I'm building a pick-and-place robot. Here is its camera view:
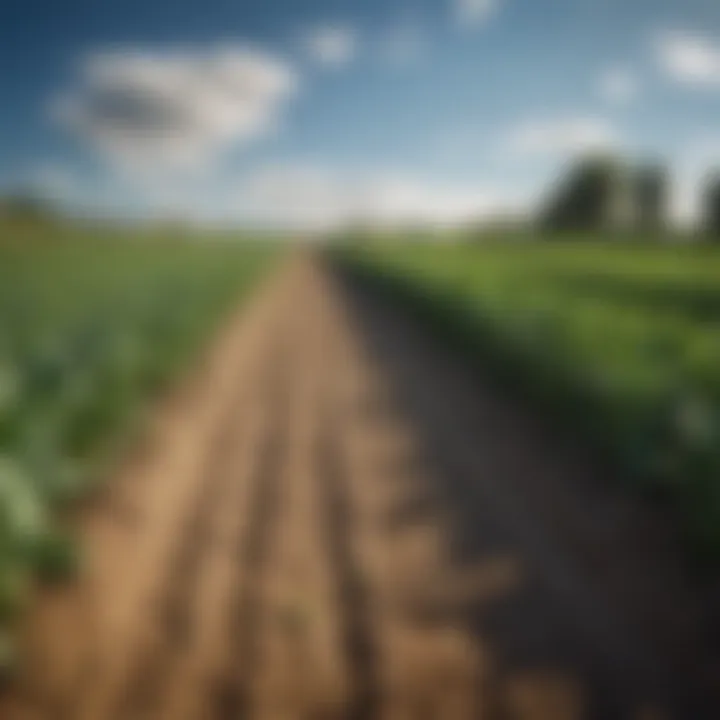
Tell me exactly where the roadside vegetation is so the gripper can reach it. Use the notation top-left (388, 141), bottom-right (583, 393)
top-left (0, 221), bottom-right (278, 663)
top-left (341, 239), bottom-right (720, 562)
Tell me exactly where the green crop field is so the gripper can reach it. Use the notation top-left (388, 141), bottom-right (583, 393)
top-left (0, 223), bottom-right (278, 659)
top-left (342, 238), bottom-right (720, 562)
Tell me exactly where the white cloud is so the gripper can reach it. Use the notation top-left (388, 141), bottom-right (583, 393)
top-left (237, 165), bottom-right (350, 229)
top-left (599, 67), bottom-right (637, 104)
top-left (359, 176), bottom-right (504, 225)
top-left (505, 116), bottom-right (619, 157)
top-left (655, 31), bottom-right (720, 87)
top-left (53, 46), bottom-right (298, 175)
top-left (303, 25), bottom-right (357, 67)
top-left (453, 0), bottom-right (497, 30)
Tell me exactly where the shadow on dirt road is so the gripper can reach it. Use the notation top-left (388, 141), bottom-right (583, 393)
top-left (334, 260), bottom-right (720, 720)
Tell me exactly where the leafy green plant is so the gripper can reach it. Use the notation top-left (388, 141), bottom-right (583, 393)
top-left (0, 227), bottom-right (280, 660)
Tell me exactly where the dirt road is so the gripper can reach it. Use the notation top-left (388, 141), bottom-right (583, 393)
top-left (1, 253), bottom-right (718, 719)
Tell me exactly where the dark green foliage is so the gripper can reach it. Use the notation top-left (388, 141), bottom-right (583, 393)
top-left (634, 164), bottom-right (668, 231)
top-left (540, 155), bottom-right (625, 232)
top-left (26, 529), bottom-right (81, 584)
top-left (0, 194), bottom-right (57, 225)
top-left (702, 172), bottom-right (720, 239)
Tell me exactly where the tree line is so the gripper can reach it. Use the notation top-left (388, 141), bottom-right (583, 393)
top-left (540, 154), bottom-right (720, 237)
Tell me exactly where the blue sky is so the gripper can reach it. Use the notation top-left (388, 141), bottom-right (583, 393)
top-left (4, 0), bottom-right (720, 227)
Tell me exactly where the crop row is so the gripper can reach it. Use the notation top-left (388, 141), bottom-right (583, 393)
top-left (342, 240), bottom-right (720, 562)
top-left (0, 232), bottom-right (277, 664)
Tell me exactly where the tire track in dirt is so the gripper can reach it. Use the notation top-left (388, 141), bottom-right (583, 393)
top-left (315, 404), bottom-right (379, 720)
top-left (234, 262), bottom-right (364, 719)
top-left (320, 269), bottom-right (481, 720)
top-left (302, 266), bottom-right (380, 720)
top-left (149, 396), bottom-right (272, 720)
top-left (112, 334), bottom-right (288, 720)
top-left (209, 352), bottom-right (288, 719)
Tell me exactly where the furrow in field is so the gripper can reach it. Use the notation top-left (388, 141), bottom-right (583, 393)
top-left (150, 395), bottom-right (270, 720)
top-left (319, 267), bottom-right (481, 720)
top-left (208, 335), bottom-right (290, 720)
top-left (111, 335), bottom-right (283, 720)
top-left (315, 398), bottom-right (380, 720)
top-left (305, 268), bottom-right (381, 720)
top-left (238, 263), bottom-right (354, 719)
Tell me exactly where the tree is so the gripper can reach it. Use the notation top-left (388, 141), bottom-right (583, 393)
top-left (634, 164), bottom-right (668, 232)
top-left (702, 172), bottom-right (720, 239)
top-left (539, 154), bottom-right (626, 233)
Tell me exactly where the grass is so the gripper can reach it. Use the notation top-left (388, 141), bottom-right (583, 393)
top-left (340, 237), bottom-right (720, 564)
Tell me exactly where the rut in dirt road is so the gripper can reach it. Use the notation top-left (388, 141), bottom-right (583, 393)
top-left (0, 253), bottom-right (718, 720)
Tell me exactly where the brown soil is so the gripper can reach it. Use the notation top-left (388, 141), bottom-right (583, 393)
top-left (0, 252), bottom-right (718, 720)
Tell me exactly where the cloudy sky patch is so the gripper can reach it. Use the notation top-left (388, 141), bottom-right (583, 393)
top-left (2, 0), bottom-right (720, 226)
